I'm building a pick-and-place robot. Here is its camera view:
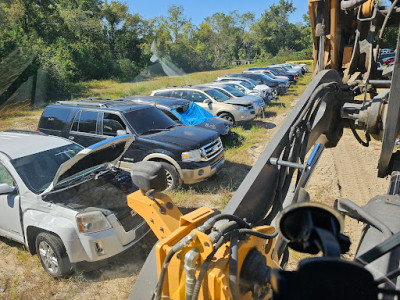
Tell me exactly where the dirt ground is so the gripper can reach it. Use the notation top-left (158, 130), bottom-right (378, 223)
top-left (0, 90), bottom-right (391, 299)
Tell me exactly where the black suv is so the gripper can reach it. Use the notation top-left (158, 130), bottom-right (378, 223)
top-left (37, 99), bottom-right (224, 189)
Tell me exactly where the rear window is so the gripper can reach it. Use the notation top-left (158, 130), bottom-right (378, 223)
top-left (154, 91), bottom-right (172, 97)
top-left (39, 107), bottom-right (70, 131)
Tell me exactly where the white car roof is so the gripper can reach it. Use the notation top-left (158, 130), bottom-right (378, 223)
top-left (0, 132), bottom-right (72, 159)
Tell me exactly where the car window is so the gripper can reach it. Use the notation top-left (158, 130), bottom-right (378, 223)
top-left (0, 164), bottom-right (14, 187)
top-left (154, 91), bottom-right (172, 97)
top-left (102, 113), bottom-right (126, 136)
top-left (204, 89), bottom-right (229, 102)
top-left (222, 85), bottom-right (244, 97)
top-left (38, 107), bottom-right (70, 130)
top-left (163, 109), bottom-right (180, 122)
top-left (171, 90), bottom-right (189, 100)
top-left (71, 110), bottom-right (99, 134)
top-left (240, 81), bottom-right (254, 89)
top-left (189, 91), bottom-right (207, 102)
top-left (228, 84), bottom-right (245, 93)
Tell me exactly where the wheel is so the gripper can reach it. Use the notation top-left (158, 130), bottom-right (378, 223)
top-left (160, 162), bottom-right (180, 190)
top-left (218, 113), bottom-right (235, 126)
top-left (35, 232), bottom-right (72, 278)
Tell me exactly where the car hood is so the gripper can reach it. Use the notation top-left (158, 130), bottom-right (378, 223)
top-left (224, 97), bottom-right (253, 106)
top-left (42, 135), bottom-right (134, 195)
top-left (197, 117), bottom-right (232, 135)
top-left (141, 126), bottom-right (218, 150)
top-left (253, 84), bottom-right (272, 92)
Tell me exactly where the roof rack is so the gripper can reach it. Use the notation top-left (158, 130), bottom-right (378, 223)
top-left (56, 99), bottom-right (110, 108)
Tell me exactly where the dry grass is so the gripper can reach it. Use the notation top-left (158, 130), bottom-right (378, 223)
top-left (77, 65), bottom-right (260, 99)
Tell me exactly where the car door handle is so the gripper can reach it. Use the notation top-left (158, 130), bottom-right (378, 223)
top-left (68, 136), bottom-right (75, 140)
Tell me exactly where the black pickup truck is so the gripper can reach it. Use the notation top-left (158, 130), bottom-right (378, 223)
top-left (37, 99), bottom-right (224, 189)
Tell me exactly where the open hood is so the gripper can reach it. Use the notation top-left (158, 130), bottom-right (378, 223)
top-left (42, 135), bottom-right (134, 195)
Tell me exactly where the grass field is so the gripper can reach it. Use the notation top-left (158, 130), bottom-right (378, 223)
top-left (0, 66), bottom-right (313, 299)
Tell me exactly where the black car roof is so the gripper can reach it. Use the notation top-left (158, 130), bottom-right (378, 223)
top-left (54, 99), bottom-right (153, 113)
top-left (123, 96), bottom-right (190, 108)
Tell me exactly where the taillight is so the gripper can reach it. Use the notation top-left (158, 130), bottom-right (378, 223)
top-left (35, 129), bottom-right (40, 132)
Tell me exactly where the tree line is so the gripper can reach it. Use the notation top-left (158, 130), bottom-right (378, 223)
top-left (0, 0), bottom-right (313, 91)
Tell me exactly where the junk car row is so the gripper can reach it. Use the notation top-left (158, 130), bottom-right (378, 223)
top-left (0, 62), bottom-right (307, 277)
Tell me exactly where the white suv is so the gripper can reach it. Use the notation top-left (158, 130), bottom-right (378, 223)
top-left (0, 131), bottom-right (149, 278)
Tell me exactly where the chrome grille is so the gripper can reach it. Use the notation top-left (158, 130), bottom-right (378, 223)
top-left (200, 138), bottom-right (223, 161)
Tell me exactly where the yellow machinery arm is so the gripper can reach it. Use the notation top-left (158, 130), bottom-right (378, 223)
top-left (127, 190), bottom-right (276, 300)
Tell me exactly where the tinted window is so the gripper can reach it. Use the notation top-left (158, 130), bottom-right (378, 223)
top-left (189, 91), bottom-right (207, 102)
top-left (171, 90), bottom-right (189, 100)
top-left (72, 111), bottom-right (98, 134)
top-left (154, 91), bottom-right (172, 97)
top-left (123, 107), bottom-right (176, 135)
top-left (102, 113), bottom-right (126, 136)
top-left (38, 107), bottom-right (70, 130)
top-left (162, 110), bottom-right (180, 122)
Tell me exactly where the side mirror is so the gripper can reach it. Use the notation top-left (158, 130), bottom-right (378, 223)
top-left (203, 99), bottom-right (212, 104)
top-left (0, 183), bottom-right (15, 195)
top-left (117, 130), bottom-right (127, 136)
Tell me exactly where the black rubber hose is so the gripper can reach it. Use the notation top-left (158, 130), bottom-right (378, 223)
top-left (348, 120), bottom-right (370, 147)
top-left (204, 214), bottom-right (252, 229)
top-left (238, 228), bottom-right (278, 240)
top-left (229, 236), bottom-right (240, 300)
top-left (152, 247), bottom-right (178, 300)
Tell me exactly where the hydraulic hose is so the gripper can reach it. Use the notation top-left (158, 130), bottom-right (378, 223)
top-left (229, 236), bottom-right (240, 300)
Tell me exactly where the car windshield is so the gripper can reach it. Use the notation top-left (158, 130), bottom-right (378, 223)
top-left (227, 83), bottom-right (245, 93)
top-left (266, 72), bottom-right (277, 79)
top-left (240, 81), bottom-right (254, 89)
top-left (262, 72), bottom-right (274, 79)
top-left (123, 106), bottom-right (176, 135)
top-left (273, 69), bottom-right (285, 75)
top-left (204, 89), bottom-right (229, 101)
top-left (222, 85), bottom-right (244, 97)
top-left (11, 143), bottom-right (83, 193)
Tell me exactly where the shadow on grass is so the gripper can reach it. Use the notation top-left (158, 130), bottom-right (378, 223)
top-left (264, 111), bottom-right (277, 118)
top-left (221, 131), bottom-right (244, 149)
top-left (181, 160), bottom-right (252, 195)
top-left (268, 102), bottom-right (286, 108)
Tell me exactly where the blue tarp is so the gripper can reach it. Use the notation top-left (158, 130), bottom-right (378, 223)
top-left (170, 102), bottom-right (215, 126)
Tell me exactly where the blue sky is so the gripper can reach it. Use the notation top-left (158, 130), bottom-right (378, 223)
top-left (125, 0), bottom-right (308, 25)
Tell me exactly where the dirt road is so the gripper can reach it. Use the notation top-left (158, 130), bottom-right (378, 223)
top-left (307, 131), bottom-right (389, 257)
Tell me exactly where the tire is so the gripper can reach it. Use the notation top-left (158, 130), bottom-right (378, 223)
top-left (35, 232), bottom-right (72, 278)
top-left (218, 113), bottom-right (235, 126)
top-left (160, 162), bottom-right (180, 190)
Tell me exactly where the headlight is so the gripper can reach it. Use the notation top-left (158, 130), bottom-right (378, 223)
top-left (182, 149), bottom-right (202, 162)
top-left (76, 211), bottom-right (112, 233)
top-left (234, 106), bottom-right (248, 111)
